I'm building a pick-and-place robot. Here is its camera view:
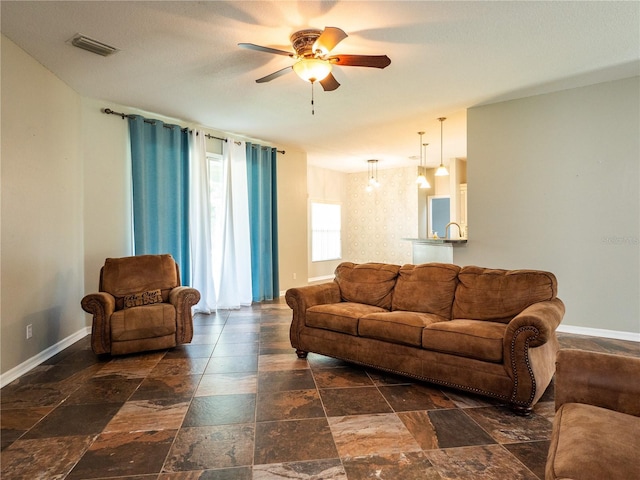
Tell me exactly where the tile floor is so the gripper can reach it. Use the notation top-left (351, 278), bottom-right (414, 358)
top-left (1, 299), bottom-right (638, 479)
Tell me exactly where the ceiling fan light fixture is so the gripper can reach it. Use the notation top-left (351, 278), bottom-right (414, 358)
top-left (292, 58), bottom-right (332, 83)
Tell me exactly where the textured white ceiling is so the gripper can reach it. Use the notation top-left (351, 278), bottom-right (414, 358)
top-left (2, 1), bottom-right (638, 172)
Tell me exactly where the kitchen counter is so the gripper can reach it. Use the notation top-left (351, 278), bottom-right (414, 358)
top-left (403, 237), bottom-right (467, 263)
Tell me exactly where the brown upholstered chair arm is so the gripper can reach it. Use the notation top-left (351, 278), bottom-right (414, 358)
top-left (81, 292), bottom-right (115, 355)
top-left (169, 286), bottom-right (200, 344)
top-left (504, 298), bottom-right (565, 349)
top-left (286, 282), bottom-right (341, 348)
top-left (555, 349), bottom-right (640, 416)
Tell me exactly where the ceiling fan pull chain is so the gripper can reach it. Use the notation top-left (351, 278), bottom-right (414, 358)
top-left (311, 81), bottom-right (315, 115)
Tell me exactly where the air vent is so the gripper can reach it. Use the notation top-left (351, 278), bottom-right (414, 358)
top-left (68, 34), bottom-right (118, 57)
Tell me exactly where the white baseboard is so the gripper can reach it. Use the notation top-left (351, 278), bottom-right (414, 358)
top-left (0, 326), bottom-right (91, 388)
top-left (557, 324), bottom-right (640, 342)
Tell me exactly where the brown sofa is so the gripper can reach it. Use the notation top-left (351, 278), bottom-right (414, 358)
top-left (286, 262), bottom-right (565, 413)
top-left (545, 349), bottom-right (640, 480)
top-left (81, 254), bottom-right (200, 355)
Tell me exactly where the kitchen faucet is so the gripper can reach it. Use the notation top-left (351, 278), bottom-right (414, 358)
top-left (445, 222), bottom-right (463, 239)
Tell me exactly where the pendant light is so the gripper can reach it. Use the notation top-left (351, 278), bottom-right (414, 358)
top-left (420, 142), bottom-right (431, 189)
top-left (415, 131), bottom-right (431, 189)
top-left (435, 117), bottom-right (449, 177)
top-left (365, 159), bottom-right (380, 192)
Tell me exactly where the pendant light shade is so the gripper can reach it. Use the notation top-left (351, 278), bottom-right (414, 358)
top-left (365, 159), bottom-right (380, 191)
top-left (416, 131), bottom-right (431, 189)
top-left (435, 117), bottom-right (449, 177)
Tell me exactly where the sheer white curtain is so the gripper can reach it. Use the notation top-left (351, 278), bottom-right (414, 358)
top-left (214, 140), bottom-right (253, 308)
top-left (188, 130), bottom-right (217, 313)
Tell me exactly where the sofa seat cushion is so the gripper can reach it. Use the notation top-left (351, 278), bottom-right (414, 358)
top-left (335, 262), bottom-right (400, 309)
top-left (306, 302), bottom-right (387, 335)
top-left (392, 263), bottom-right (460, 317)
top-left (453, 266), bottom-right (557, 323)
top-left (546, 402), bottom-right (640, 480)
top-left (359, 311), bottom-right (446, 347)
top-left (111, 303), bottom-right (176, 342)
top-left (422, 319), bottom-right (506, 362)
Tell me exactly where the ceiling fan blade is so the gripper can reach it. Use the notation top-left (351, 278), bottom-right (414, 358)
top-left (320, 72), bottom-right (340, 91)
top-left (238, 43), bottom-right (294, 57)
top-left (255, 66), bottom-right (293, 83)
top-left (330, 54), bottom-right (391, 69)
top-left (313, 27), bottom-right (348, 53)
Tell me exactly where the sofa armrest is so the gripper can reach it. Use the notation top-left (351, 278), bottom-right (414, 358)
top-left (555, 349), bottom-right (640, 416)
top-left (504, 298), bottom-right (565, 349)
top-left (169, 286), bottom-right (201, 344)
top-left (81, 292), bottom-right (115, 355)
top-left (286, 282), bottom-right (341, 349)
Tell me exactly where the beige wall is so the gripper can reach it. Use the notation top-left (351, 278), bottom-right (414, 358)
top-left (456, 76), bottom-right (639, 337)
top-left (1, 36), bottom-right (85, 374)
top-left (344, 166), bottom-right (417, 265)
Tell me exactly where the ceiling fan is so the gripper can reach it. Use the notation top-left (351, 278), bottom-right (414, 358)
top-left (238, 27), bottom-right (391, 91)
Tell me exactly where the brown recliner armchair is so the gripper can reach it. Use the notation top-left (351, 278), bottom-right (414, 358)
top-left (81, 254), bottom-right (201, 355)
top-left (545, 349), bottom-right (640, 480)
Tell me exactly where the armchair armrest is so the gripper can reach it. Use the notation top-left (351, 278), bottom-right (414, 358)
top-left (169, 286), bottom-right (201, 344)
top-left (81, 292), bottom-right (115, 355)
top-left (555, 349), bottom-right (640, 416)
top-left (286, 282), bottom-right (341, 350)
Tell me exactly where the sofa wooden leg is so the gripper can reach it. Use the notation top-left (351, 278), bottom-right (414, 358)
top-left (295, 349), bottom-right (308, 358)
top-left (511, 404), bottom-right (533, 416)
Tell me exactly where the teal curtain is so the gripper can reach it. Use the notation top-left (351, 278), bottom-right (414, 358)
top-left (246, 143), bottom-right (279, 301)
top-left (129, 115), bottom-right (191, 284)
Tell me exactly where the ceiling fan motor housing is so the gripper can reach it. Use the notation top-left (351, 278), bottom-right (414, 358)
top-left (290, 29), bottom-right (323, 57)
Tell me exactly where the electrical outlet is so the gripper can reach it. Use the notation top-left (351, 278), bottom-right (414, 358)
top-left (26, 324), bottom-right (33, 339)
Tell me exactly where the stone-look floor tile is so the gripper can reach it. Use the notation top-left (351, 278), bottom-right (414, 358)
top-left (66, 429), bottom-right (176, 479)
top-left (464, 406), bottom-right (552, 443)
top-left (97, 475), bottom-right (158, 480)
top-left (64, 377), bottom-right (142, 405)
top-left (504, 440), bottom-right (551, 480)
top-left (378, 383), bottom-right (456, 412)
top-left (183, 394), bottom-right (256, 427)
top-left (342, 451), bottom-right (443, 480)
top-left (254, 418), bottom-right (338, 465)
top-left (195, 373), bottom-right (257, 396)
top-left (306, 353), bottom-right (352, 369)
top-left (398, 409), bottom-right (496, 450)
top-left (253, 458), bottom-right (347, 479)
top-left (0, 381), bottom-right (73, 409)
top-left (442, 388), bottom-right (506, 409)
top-left (533, 401), bottom-right (556, 423)
top-left (163, 424), bottom-right (254, 471)
top-left (159, 467), bottom-right (253, 479)
top-left (0, 406), bottom-right (52, 449)
top-left (312, 366), bottom-right (374, 388)
top-left (190, 333), bottom-right (222, 345)
top-left (425, 444), bottom-right (539, 480)
top-left (257, 370), bottom-right (316, 392)
top-left (28, 362), bottom-right (102, 385)
top-left (258, 354), bottom-right (311, 372)
top-left (22, 403), bottom-right (122, 439)
top-left (149, 358), bottom-right (210, 377)
top-left (163, 343), bottom-right (215, 359)
top-left (0, 434), bottom-right (95, 479)
top-left (205, 355), bottom-right (258, 374)
top-left (256, 389), bottom-right (325, 422)
top-left (259, 341), bottom-right (295, 355)
top-left (104, 398), bottom-right (190, 432)
top-left (366, 369), bottom-right (414, 386)
top-left (93, 355), bottom-right (163, 379)
top-left (218, 332), bottom-right (260, 344)
top-left (223, 323), bottom-right (261, 334)
top-left (212, 342), bottom-right (260, 357)
top-left (320, 386), bottom-right (393, 417)
top-left (591, 336), bottom-right (640, 356)
top-left (131, 374), bottom-right (200, 400)
top-left (328, 413), bottom-right (421, 458)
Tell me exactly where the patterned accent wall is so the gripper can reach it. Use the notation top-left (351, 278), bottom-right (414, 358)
top-left (344, 166), bottom-right (418, 265)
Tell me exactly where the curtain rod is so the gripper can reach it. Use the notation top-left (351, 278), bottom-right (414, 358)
top-left (102, 108), bottom-right (285, 154)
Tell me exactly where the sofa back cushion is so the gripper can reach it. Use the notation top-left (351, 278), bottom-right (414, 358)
top-left (452, 266), bottom-right (558, 322)
top-left (100, 254), bottom-right (180, 309)
top-left (334, 262), bottom-right (400, 309)
top-left (392, 263), bottom-right (460, 318)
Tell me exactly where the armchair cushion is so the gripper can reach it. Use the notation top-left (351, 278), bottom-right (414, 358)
top-left (110, 303), bottom-right (177, 342)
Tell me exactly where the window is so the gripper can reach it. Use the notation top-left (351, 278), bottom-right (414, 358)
top-left (311, 202), bottom-right (341, 262)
